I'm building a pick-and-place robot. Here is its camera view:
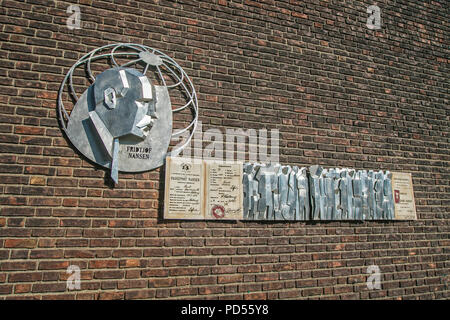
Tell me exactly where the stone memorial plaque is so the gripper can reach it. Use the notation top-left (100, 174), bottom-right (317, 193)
top-left (164, 157), bottom-right (243, 220)
top-left (164, 159), bottom-right (413, 222)
top-left (204, 161), bottom-right (243, 220)
top-left (164, 157), bottom-right (204, 220)
top-left (391, 172), bottom-right (417, 220)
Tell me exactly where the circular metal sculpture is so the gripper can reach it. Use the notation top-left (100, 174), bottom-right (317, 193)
top-left (58, 43), bottom-right (198, 184)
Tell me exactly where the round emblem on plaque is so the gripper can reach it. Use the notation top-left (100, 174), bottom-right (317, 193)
top-left (58, 43), bottom-right (198, 184)
top-left (211, 205), bottom-right (225, 219)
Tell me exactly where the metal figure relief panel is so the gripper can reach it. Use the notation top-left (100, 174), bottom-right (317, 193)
top-left (308, 167), bottom-right (395, 221)
top-left (243, 163), bottom-right (311, 221)
top-left (242, 164), bottom-right (396, 221)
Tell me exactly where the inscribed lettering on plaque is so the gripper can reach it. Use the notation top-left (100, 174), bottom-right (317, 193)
top-left (204, 161), bottom-right (243, 220)
top-left (391, 172), bottom-right (417, 220)
top-left (164, 157), bottom-right (204, 219)
top-left (164, 157), bottom-right (243, 220)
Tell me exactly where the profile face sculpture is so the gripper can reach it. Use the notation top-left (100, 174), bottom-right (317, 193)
top-left (64, 66), bottom-right (172, 184)
top-left (92, 68), bottom-right (156, 141)
top-left (58, 44), bottom-right (198, 185)
top-left (84, 68), bottom-right (158, 182)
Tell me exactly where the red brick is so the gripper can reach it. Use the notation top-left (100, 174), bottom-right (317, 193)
top-left (98, 292), bottom-right (124, 300)
top-left (94, 270), bottom-right (124, 280)
top-left (14, 283), bottom-right (32, 294)
top-left (30, 250), bottom-right (63, 259)
top-left (32, 283), bottom-right (66, 293)
top-left (4, 238), bottom-right (37, 248)
top-left (1, 261), bottom-right (36, 271)
top-left (8, 272), bottom-right (42, 283)
top-left (0, 285), bottom-right (13, 294)
top-left (38, 261), bottom-right (69, 270)
top-left (0, 0), bottom-right (447, 302)
top-left (89, 260), bottom-right (118, 269)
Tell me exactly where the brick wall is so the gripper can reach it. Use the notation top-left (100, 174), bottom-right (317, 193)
top-left (0, 0), bottom-right (448, 300)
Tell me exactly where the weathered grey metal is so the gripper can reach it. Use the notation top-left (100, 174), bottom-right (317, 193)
top-left (295, 167), bottom-right (310, 220)
top-left (139, 51), bottom-right (163, 67)
top-left (360, 170), bottom-right (369, 220)
top-left (309, 165), bottom-right (323, 220)
top-left (374, 171), bottom-right (383, 219)
top-left (353, 170), bottom-right (363, 220)
top-left (58, 43), bottom-right (199, 183)
top-left (344, 169), bottom-right (355, 220)
top-left (242, 164), bottom-right (395, 221)
top-left (384, 172), bottom-right (395, 219)
top-left (286, 166), bottom-right (297, 220)
top-left (367, 170), bottom-right (376, 219)
top-left (332, 170), bottom-right (342, 220)
top-left (256, 164), bottom-right (280, 220)
top-left (323, 168), bottom-right (338, 220)
top-left (243, 163), bottom-right (256, 220)
top-left (111, 137), bottom-right (120, 183)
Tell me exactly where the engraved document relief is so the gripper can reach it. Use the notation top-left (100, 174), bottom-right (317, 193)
top-left (204, 161), bottom-right (243, 220)
top-left (391, 172), bottom-right (417, 220)
top-left (164, 157), bottom-right (204, 220)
